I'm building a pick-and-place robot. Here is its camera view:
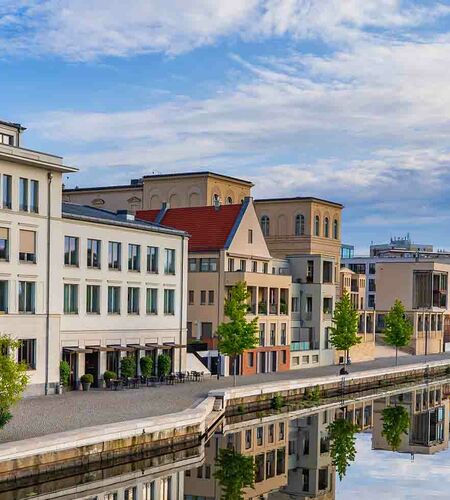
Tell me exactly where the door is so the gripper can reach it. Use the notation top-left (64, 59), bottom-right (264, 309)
top-left (63, 351), bottom-right (78, 390)
top-left (85, 351), bottom-right (99, 387)
top-left (271, 351), bottom-right (277, 372)
top-left (259, 352), bottom-right (266, 373)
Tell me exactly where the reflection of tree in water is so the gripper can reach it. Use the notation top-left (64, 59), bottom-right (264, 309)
top-left (214, 448), bottom-right (256, 500)
top-left (381, 405), bottom-right (410, 451)
top-left (328, 417), bottom-right (359, 480)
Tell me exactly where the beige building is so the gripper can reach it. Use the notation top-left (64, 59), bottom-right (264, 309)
top-left (0, 120), bottom-right (188, 395)
top-left (63, 171), bottom-right (253, 212)
top-left (375, 261), bottom-right (449, 355)
top-left (137, 199), bottom-right (292, 376)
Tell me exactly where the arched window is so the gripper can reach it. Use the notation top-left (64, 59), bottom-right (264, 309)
top-left (295, 214), bottom-right (305, 236)
top-left (314, 215), bottom-right (320, 236)
top-left (333, 219), bottom-right (339, 239)
top-left (226, 196), bottom-right (233, 204)
top-left (324, 217), bottom-right (330, 238)
top-left (212, 193), bottom-right (221, 206)
top-left (261, 215), bottom-right (270, 236)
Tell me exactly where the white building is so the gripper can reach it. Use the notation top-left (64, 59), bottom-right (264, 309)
top-left (0, 120), bottom-right (188, 395)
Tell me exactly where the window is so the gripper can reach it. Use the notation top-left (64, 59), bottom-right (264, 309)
top-left (108, 241), bottom-right (121, 270)
top-left (307, 260), bottom-right (314, 282)
top-left (323, 261), bottom-right (333, 283)
top-left (64, 284), bottom-right (78, 314)
top-left (142, 481), bottom-right (155, 500)
top-left (257, 426), bottom-right (264, 446)
top-left (228, 258), bottom-right (235, 272)
top-left (323, 297), bottom-right (333, 315)
top-left (0, 133), bottom-right (13, 145)
top-left (324, 217), bottom-right (330, 237)
top-left (64, 236), bottom-right (79, 266)
top-left (0, 281), bottom-right (8, 313)
top-left (247, 352), bottom-right (254, 367)
top-left (306, 296), bottom-right (313, 314)
top-left (18, 281), bottom-right (35, 313)
top-left (248, 229), bottom-right (253, 243)
top-left (164, 289), bottom-right (175, 314)
top-left (2, 175), bottom-right (11, 209)
top-left (108, 286), bottom-right (121, 314)
top-left (87, 239), bottom-right (101, 268)
top-left (127, 287), bottom-right (140, 314)
top-left (146, 288), bottom-right (158, 314)
top-left (368, 294), bottom-right (375, 308)
top-left (128, 244), bottom-right (141, 271)
top-left (252, 261), bottom-right (258, 272)
top-left (368, 278), bottom-right (376, 292)
top-left (268, 424), bottom-right (275, 443)
top-left (0, 227), bottom-right (9, 261)
top-left (104, 492), bottom-right (118, 500)
top-left (245, 429), bottom-right (252, 449)
top-left (86, 285), bottom-right (100, 314)
top-left (369, 263), bottom-right (376, 274)
top-left (188, 258), bottom-right (197, 272)
top-left (188, 290), bottom-right (194, 305)
top-left (295, 214), bottom-right (305, 235)
top-left (124, 487), bottom-right (137, 500)
top-left (314, 215), bottom-right (320, 236)
top-left (199, 258), bottom-right (218, 272)
top-left (200, 290), bottom-right (206, 305)
top-left (164, 248), bottom-right (176, 274)
top-left (259, 323), bottom-right (265, 346)
top-left (263, 262), bottom-right (268, 273)
top-left (279, 422), bottom-right (285, 440)
top-left (240, 259), bottom-right (246, 271)
top-left (333, 219), bottom-right (339, 239)
top-left (19, 230), bottom-right (36, 263)
top-left (324, 327), bottom-right (332, 349)
top-left (18, 339), bottom-right (36, 369)
top-left (260, 215), bottom-right (270, 236)
top-left (281, 323), bottom-right (287, 345)
top-left (270, 323), bottom-right (276, 345)
top-left (147, 246), bottom-right (159, 273)
top-left (208, 290), bottom-right (214, 305)
top-left (291, 297), bottom-right (299, 312)
top-left (201, 322), bottom-right (213, 339)
top-left (349, 263), bottom-right (366, 274)
top-left (19, 178), bottom-right (28, 211)
top-left (30, 180), bottom-right (39, 213)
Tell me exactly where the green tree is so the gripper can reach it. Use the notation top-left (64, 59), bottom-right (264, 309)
top-left (329, 290), bottom-right (360, 374)
top-left (0, 336), bottom-right (29, 429)
top-left (381, 405), bottom-right (410, 451)
top-left (59, 360), bottom-right (70, 387)
top-left (328, 417), bottom-right (359, 480)
top-left (383, 300), bottom-right (413, 365)
top-left (120, 356), bottom-right (136, 378)
top-left (157, 353), bottom-right (172, 377)
top-left (140, 356), bottom-right (154, 378)
top-left (214, 448), bottom-right (255, 500)
top-left (217, 281), bottom-right (258, 386)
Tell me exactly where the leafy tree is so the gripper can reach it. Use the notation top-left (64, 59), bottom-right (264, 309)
top-left (0, 336), bottom-right (29, 429)
top-left (157, 353), bottom-right (172, 377)
top-left (59, 360), bottom-right (70, 387)
top-left (329, 290), bottom-right (360, 374)
top-left (328, 417), bottom-right (359, 480)
top-left (383, 300), bottom-right (413, 365)
top-left (140, 356), bottom-right (154, 378)
top-left (217, 281), bottom-right (258, 386)
top-left (214, 448), bottom-right (255, 500)
top-left (120, 356), bottom-right (136, 378)
top-left (381, 405), bottom-right (410, 451)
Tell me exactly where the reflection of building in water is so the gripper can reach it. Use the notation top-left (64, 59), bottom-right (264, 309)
top-left (184, 418), bottom-right (289, 499)
top-left (373, 384), bottom-right (450, 455)
top-left (270, 401), bottom-right (372, 500)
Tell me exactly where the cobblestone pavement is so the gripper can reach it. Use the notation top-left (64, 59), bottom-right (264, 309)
top-left (2, 352), bottom-right (450, 444)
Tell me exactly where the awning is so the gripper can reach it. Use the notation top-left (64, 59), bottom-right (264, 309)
top-left (63, 347), bottom-right (93, 354)
top-left (87, 346), bottom-right (116, 352)
top-left (128, 344), bottom-right (148, 350)
top-left (145, 344), bottom-right (159, 350)
top-left (164, 344), bottom-right (186, 349)
top-left (112, 345), bottom-right (136, 352)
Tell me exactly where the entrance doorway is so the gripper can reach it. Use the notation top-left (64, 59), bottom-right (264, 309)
top-left (259, 352), bottom-right (266, 373)
top-left (62, 350), bottom-right (78, 390)
top-left (85, 351), bottom-right (99, 387)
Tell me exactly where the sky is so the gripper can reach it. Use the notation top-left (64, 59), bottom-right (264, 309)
top-left (1, 1), bottom-right (450, 253)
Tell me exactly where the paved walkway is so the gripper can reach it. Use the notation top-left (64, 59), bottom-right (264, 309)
top-left (2, 352), bottom-right (450, 444)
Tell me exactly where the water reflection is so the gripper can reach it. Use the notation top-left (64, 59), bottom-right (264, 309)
top-left (2, 379), bottom-right (449, 500)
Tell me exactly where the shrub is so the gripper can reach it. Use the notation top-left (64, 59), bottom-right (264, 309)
top-left (59, 360), bottom-right (70, 387)
top-left (140, 356), bottom-right (154, 378)
top-left (120, 357), bottom-right (136, 378)
top-left (157, 353), bottom-right (172, 377)
top-left (0, 409), bottom-right (12, 429)
top-left (103, 370), bottom-right (117, 382)
top-left (80, 373), bottom-right (94, 384)
top-left (271, 393), bottom-right (284, 411)
top-left (304, 386), bottom-right (321, 403)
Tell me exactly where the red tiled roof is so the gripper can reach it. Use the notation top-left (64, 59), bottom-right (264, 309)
top-left (137, 205), bottom-right (244, 251)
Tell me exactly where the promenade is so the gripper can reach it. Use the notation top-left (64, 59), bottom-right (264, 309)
top-left (2, 352), bottom-right (450, 444)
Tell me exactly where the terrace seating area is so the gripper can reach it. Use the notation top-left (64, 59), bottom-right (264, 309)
top-left (106, 371), bottom-right (207, 390)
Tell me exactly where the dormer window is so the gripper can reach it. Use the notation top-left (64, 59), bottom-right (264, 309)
top-left (0, 133), bottom-right (14, 146)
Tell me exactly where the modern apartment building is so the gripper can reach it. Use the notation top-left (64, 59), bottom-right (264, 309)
top-left (137, 199), bottom-right (292, 376)
top-left (0, 120), bottom-right (188, 395)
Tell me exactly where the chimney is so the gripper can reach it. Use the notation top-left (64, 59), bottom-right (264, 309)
top-left (117, 209), bottom-right (135, 221)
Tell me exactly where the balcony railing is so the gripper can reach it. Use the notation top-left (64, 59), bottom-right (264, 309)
top-left (291, 341), bottom-right (320, 351)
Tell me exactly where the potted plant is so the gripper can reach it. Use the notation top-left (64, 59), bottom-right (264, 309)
top-left (59, 360), bottom-right (70, 393)
top-left (157, 353), bottom-right (172, 378)
top-left (103, 370), bottom-right (117, 388)
top-left (120, 356), bottom-right (136, 379)
top-left (140, 356), bottom-right (154, 379)
top-left (80, 373), bottom-right (94, 391)
top-left (280, 301), bottom-right (287, 314)
top-left (258, 301), bottom-right (267, 314)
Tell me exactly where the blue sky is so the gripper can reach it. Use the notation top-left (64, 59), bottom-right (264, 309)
top-left (2, 1), bottom-right (450, 253)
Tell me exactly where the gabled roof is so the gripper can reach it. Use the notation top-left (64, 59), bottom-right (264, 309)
top-left (62, 203), bottom-right (188, 237)
top-left (137, 202), bottom-right (248, 252)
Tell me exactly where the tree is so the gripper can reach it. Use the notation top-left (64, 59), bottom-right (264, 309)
top-left (329, 290), bottom-right (360, 374)
top-left (0, 336), bottom-right (29, 429)
top-left (381, 405), bottom-right (410, 451)
top-left (328, 417), bottom-right (359, 480)
top-left (140, 356), bottom-right (154, 378)
top-left (214, 448), bottom-right (255, 500)
top-left (383, 300), bottom-right (413, 365)
top-left (157, 353), bottom-right (172, 378)
top-left (217, 281), bottom-right (258, 386)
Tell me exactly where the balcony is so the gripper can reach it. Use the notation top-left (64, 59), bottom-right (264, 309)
top-left (225, 270), bottom-right (291, 288)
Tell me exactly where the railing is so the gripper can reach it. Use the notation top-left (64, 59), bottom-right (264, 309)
top-left (291, 341), bottom-right (320, 351)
